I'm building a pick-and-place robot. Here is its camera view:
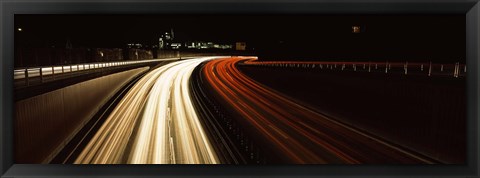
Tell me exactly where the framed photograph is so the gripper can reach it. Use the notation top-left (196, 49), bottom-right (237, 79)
top-left (1, 0), bottom-right (479, 177)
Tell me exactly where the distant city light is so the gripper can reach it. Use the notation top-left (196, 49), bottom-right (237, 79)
top-left (180, 41), bottom-right (233, 50)
top-left (235, 42), bottom-right (246, 51)
top-left (352, 26), bottom-right (361, 33)
top-left (130, 29), bottom-right (235, 50)
top-left (127, 43), bottom-right (143, 48)
top-left (170, 43), bottom-right (182, 49)
top-left (17, 28), bottom-right (22, 32)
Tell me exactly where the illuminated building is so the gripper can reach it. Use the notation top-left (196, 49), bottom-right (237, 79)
top-left (159, 28), bottom-right (175, 49)
top-left (235, 42), bottom-right (246, 50)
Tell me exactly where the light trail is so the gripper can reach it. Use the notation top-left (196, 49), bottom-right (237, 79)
top-left (74, 57), bottom-right (221, 164)
top-left (202, 57), bottom-right (436, 164)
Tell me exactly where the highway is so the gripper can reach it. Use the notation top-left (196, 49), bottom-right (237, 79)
top-left (71, 56), bottom-right (457, 164)
top-left (74, 57), bottom-right (220, 164)
top-left (202, 57), bottom-right (438, 164)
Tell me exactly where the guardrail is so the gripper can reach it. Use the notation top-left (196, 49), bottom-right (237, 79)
top-left (14, 57), bottom-right (180, 87)
top-left (242, 60), bottom-right (466, 78)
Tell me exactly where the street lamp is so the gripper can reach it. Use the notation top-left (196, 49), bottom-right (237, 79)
top-left (16, 27), bottom-right (24, 67)
top-left (352, 26), bottom-right (360, 33)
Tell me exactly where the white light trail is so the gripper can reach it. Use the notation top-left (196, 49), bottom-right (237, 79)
top-left (74, 57), bottom-right (222, 164)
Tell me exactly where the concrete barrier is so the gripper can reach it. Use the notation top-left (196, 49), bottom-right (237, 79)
top-left (14, 67), bottom-right (149, 163)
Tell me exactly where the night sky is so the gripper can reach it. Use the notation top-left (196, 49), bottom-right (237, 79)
top-left (15, 14), bottom-right (465, 62)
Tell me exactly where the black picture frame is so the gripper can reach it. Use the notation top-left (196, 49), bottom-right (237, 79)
top-left (1, 0), bottom-right (478, 177)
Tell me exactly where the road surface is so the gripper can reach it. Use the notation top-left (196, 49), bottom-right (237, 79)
top-left (202, 57), bottom-right (437, 164)
top-left (74, 57), bottom-right (220, 164)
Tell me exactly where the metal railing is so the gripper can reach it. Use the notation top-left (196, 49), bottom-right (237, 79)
top-left (242, 60), bottom-right (466, 78)
top-left (14, 57), bottom-right (180, 87)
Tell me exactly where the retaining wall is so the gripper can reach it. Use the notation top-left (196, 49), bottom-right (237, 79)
top-left (14, 67), bottom-right (149, 163)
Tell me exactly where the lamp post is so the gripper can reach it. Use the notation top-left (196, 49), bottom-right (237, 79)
top-left (17, 27), bottom-right (30, 85)
top-left (16, 27), bottom-right (23, 67)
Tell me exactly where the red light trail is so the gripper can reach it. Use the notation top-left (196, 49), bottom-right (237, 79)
top-left (202, 57), bottom-right (436, 164)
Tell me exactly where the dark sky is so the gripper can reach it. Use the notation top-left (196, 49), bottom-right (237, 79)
top-left (15, 14), bottom-right (465, 62)
top-left (15, 14), bottom-right (265, 47)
